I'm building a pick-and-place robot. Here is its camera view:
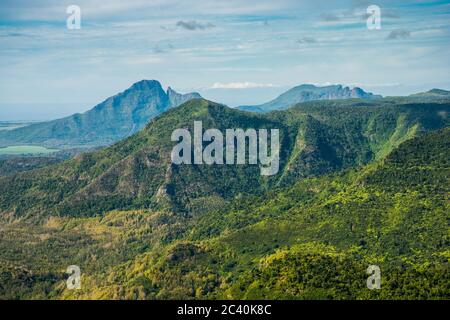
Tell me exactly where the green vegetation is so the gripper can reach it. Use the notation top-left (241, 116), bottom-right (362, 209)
top-left (0, 98), bottom-right (448, 221)
top-left (0, 98), bottom-right (449, 300)
top-left (0, 157), bottom-right (62, 176)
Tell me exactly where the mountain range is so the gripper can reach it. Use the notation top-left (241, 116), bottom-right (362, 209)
top-left (238, 84), bottom-right (382, 112)
top-left (2, 81), bottom-right (448, 152)
top-left (0, 80), bottom-right (201, 149)
top-left (0, 82), bottom-right (384, 150)
top-left (0, 81), bottom-right (449, 300)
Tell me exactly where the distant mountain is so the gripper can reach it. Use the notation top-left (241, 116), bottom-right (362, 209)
top-left (238, 84), bottom-right (382, 112)
top-left (0, 80), bottom-right (201, 149)
top-left (410, 88), bottom-right (450, 98)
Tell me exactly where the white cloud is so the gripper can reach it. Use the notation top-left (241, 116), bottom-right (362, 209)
top-left (176, 20), bottom-right (215, 31)
top-left (0, 0), bottom-right (299, 21)
top-left (210, 82), bottom-right (275, 89)
top-left (126, 56), bottom-right (163, 65)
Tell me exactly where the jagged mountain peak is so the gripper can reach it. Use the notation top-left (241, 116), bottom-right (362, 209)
top-left (166, 86), bottom-right (177, 94)
top-left (238, 84), bottom-right (382, 113)
top-left (130, 79), bottom-right (164, 90)
top-left (0, 80), bottom-right (202, 149)
top-left (167, 86), bottom-right (202, 108)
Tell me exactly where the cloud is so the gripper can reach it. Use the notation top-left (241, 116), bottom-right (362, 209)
top-left (320, 13), bottom-right (341, 22)
top-left (153, 43), bottom-right (174, 54)
top-left (6, 32), bottom-right (28, 37)
top-left (318, 9), bottom-right (366, 26)
top-left (176, 20), bottom-right (215, 30)
top-left (387, 29), bottom-right (411, 40)
top-left (319, 5), bottom-right (401, 27)
top-left (0, 0), bottom-right (302, 22)
top-left (126, 56), bottom-right (163, 65)
top-left (153, 46), bottom-right (165, 54)
top-left (297, 37), bottom-right (316, 44)
top-left (210, 82), bottom-right (275, 89)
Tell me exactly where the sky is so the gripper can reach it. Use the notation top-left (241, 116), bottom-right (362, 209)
top-left (0, 0), bottom-right (449, 120)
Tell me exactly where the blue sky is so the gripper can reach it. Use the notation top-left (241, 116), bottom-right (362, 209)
top-left (0, 0), bottom-right (449, 120)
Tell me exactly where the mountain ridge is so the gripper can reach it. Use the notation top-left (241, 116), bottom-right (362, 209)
top-left (1, 126), bottom-right (448, 299)
top-left (0, 80), bottom-right (201, 149)
top-left (238, 84), bottom-right (382, 112)
top-left (1, 97), bottom-right (448, 222)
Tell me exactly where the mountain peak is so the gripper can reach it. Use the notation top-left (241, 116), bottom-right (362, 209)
top-left (0, 80), bottom-right (203, 149)
top-left (167, 86), bottom-right (202, 108)
top-left (426, 88), bottom-right (450, 96)
top-left (130, 79), bottom-right (164, 91)
top-left (166, 86), bottom-right (182, 98)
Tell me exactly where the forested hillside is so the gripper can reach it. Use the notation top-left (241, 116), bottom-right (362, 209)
top-left (0, 127), bottom-right (448, 299)
top-left (0, 98), bottom-right (448, 222)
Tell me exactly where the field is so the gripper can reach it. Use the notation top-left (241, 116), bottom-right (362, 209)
top-left (0, 145), bottom-right (59, 155)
